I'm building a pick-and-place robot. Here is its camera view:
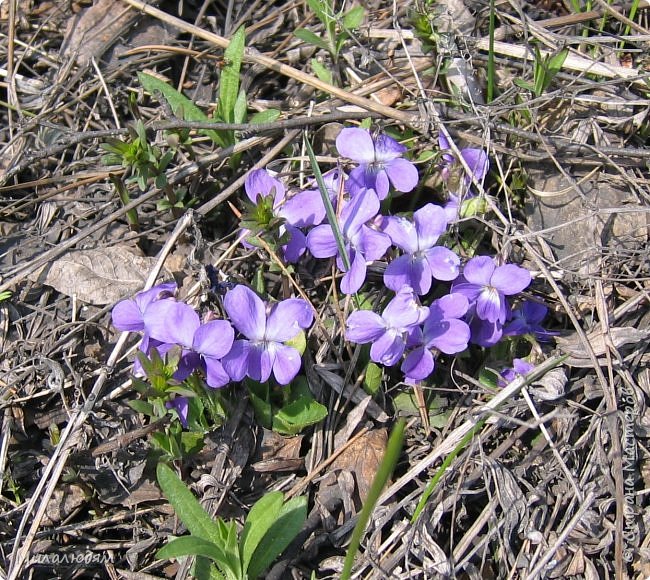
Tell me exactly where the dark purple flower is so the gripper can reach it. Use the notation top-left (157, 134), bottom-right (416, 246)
top-left (346, 287), bottom-right (429, 366)
top-left (112, 282), bottom-right (177, 332)
top-left (504, 300), bottom-right (558, 341)
top-left (439, 132), bottom-right (489, 195)
top-left (401, 293), bottom-right (470, 380)
top-left (469, 317), bottom-right (503, 347)
top-left (499, 359), bottom-right (535, 386)
top-left (242, 168), bottom-right (307, 263)
top-left (143, 301), bottom-right (234, 388)
top-left (336, 127), bottom-right (419, 200)
top-left (221, 285), bottom-right (313, 385)
top-left (307, 188), bottom-right (391, 294)
top-left (166, 396), bottom-right (189, 428)
top-left (452, 256), bottom-right (531, 324)
top-left (381, 204), bottom-right (460, 294)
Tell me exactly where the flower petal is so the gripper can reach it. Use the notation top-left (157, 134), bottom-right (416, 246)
top-left (340, 251), bottom-right (366, 294)
top-left (247, 343), bottom-right (274, 383)
top-left (461, 148), bottom-right (489, 181)
top-left (346, 310), bottom-right (386, 343)
top-left (143, 300), bottom-right (199, 348)
top-left (383, 286), bottom-right (429, 327)
top-left (204, 358), bottom-right (231, 388)
top-left (374, 133), bottom-right (406, 161)
top-left (347, 166), bottom-right (369, 196)
top-left (271, 343), bottom-right (302, 385)
top-left (476, 287), bottom-right (506, 323)
top-left (450, 278), bottom-right (482, 303)
top-left (192, 320), bottom-right (234, 358)
top-left (266, 298), bottom-right (314, 342)
top-left (133, 282), bottom-right (177, 313)
top-left (385, 157), bottom-right (418, 193)
top-left (336, 127), bottom-right (376, 163)
top-left (278, 188), bottom-right (326, 227)
top-left (245, 168), bottom-right (285, 205)
top-left (221, 340), bottom-right (251, 381)
top-left (433, 293), bottom-right (469, 319)
top-left (414, 204), bottom-right (447, 249)
top-left (341, 188), bottom-right (380, 237)
top-left (166, 397), bottom-right (189, 428)
top-left (424, 246), bottom-right (460, 281)
top-left (490, 264), bottom-right (531, 295)
top-left (381, 216), bottom-right (418, 253)
top-left (306, 225), bottom-right (338, 258)
top-left (463, 256), bottom-right (496, 286)
top-left (427, 318), bottom-right (471, 354)
top-left (357, 226), bottom-right (391, 262)
top-left (223, 285), bottom-right (266, 341)
top-left (112, 299), bottom-right (145, 331)
top-left (369, 329), bottom-right (404, 366)
top-left (281, 224), bottom-right (307, 264)
top-left (374, 169), bottom-right (390, 200)
top-left (470, 317), bottom-right (503, 347)
top-left (401, 347), bottom-right (434, 381)
top-left (384, 255), bottom-right (421, 293)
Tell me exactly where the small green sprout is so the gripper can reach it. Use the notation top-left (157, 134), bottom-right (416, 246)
top-left (515, 46), bottom-right (569, 97)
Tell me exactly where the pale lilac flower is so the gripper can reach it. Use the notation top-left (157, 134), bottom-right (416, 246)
top-left (504, 300), bottom-right (558, 342)
top-left (346, 287), bottom-right (429, 366)
top-left (499, 359), bottom-right (535, 386)
top-left (166, 397), bottom-right (189, 428)
top-left (307, 188), bottom-right (391, 294)
top-left (242, 168), bottom-right (307, 263)
top-left (401, 293), bottom-right (470, 380)
top-left (143, 300), bottom-right (234, 388)
top-left (452, 256), bottom-right (531, 324)
top-left (112, 282), bottom-right (177, 333)
top-left (439, 132), bottom-right (490, 195)
top-left (381, 204), bottom-right (460, 295)
top-left (336, 127), bottom-right (419, 200)
top-left (221, 285), bottom-right (313, 385)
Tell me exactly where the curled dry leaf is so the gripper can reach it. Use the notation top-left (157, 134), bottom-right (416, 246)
top-left (29, 246), bottom-right (161, 305)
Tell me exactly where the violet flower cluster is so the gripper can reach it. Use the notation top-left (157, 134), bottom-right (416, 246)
top-left (112, 282), bottom-right (313, 425)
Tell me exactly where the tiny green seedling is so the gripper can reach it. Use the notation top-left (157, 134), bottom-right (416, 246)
top-left (156, 463), bottom-right (307, 579)
top-left (515, 46), bottom-right (569, 97)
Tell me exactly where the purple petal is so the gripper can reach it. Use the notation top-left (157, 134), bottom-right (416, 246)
top-left (521, 300), bottom-right (548, 324)
top-left (221, 340), bottom-right (251, 381)
top-left (383, 286), bottom-right (429, 327)
top-left (424, 246), bottom-right (460, 282)
top-left (374, 170), bottom-right (390, 200)
top-left (381, 216), bottom-right (417, 253)
top-left (346, 310), bottom-right (386, 343)
top-left (245, 168), bottom-right (285, 205)
top-left (374, 133), bottom-right (406, 161)
top-left (112, 299), bottom-right (145, 331)
top-left (443, 195), bottom-right (460, 222)
top-left (401, 347), bottom-right (434, 381)
top-left (385, 158), bottom-right (418, 193)
top-left (490, 264), bottom-right (531, 295)
top-left (470, 318), bottom-right (503, 347)
top-left (223, 285), bottom-right (266, 341)
top-left (133, 282), bottom-right (177, 312)
top-left (278, 189), bottom-right (326, 227)
top-left (475, 287), bottom-right (506, 323)
top-left (340, 251), bottom-right (366, 294)
top-left (341, 188), bottom-right (380, 236)
top-left (503, 318), bottom-right (529, 336)
top-left (463, 256), bottom-right (496, 286)
top-left (461, 148), bottom-right (489, 181)
top-left (192, 320), bottom-right (234, 358)
top-left (357, 226), bottom-right (391, 261)
top-left (427, 318), bottom-right (471, 354)
top-left (384, 255), bottom-right (431, 295)
top-left (336, 127), bottom-right (376, 163)
top-left (247, 344), bottom-right (274, 383)
top-left (513, 358), bottom-right (535, 374)
top-left (347, 166), bottom-right (369, 196)
top-left (307, 225), bottom-right (338, 258)
top-left (266, 298), bottom-right (314, 342)
top-left (281, 225), bottom-right (307, 263)
top-left (414, 204), bottom-right (447, 249)
top-left (204, 359), bottom-right (230, 388)
top-left (271, 343), bottom-right (302, 385)
top-left (175, 351), bottom-right (203, 381)
top-left (450, 278), bottom-right (482, 303)
top-left (143, 300), bottom-right (199, 348)
top-left (166, 397), bottom-right (189, 428)
top-left (433, 293), bottom-right (469, 319)
top-left (369, 330), bottom-right (404, 366)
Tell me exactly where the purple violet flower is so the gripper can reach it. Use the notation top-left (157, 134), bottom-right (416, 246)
top-left (504, 300), bottom-right (558, 341)
top-left (143, 301), bottom-right (234, 388)
top-left (112, 282), bottom-right (177, 333)
top-left (307, 188), bottom-right (391, 294)
top-left (346, 287), bottom-right (429, 366)
top-left (381, 203), bottom-right (460, 295)
top-left (242, 168), bottom-right (307, 263)
top-left (166, 396), bottom-right (189, 428)
top-left (221, 285), bottom-right (314, 385)
top-left (469, 317), bottom-right (503, 347)
top-left (336, 127), bottom-right (419, 200)
top-left (452, 256), bottom-right (531, 324)
top-left (401, 293), bottom-right (471, 380)
top-left (499, 358), bottom-right (535, 386)
top-left (439, 132), bottom-right (490, 195)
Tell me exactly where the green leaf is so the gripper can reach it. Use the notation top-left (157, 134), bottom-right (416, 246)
top-left (138, 72), bottom-right (226, 147)
top-left (219, 26), bottom-right (246, 124)
top-left (128, 399), bottom-right (155, 416)
top-left (249, 109), bottom-right (281, 124)
top-left (246, 496), bottom-right (307, 579)
top-left (363, 362), bottom-right (382, 395)
top-left (285, 330), bottom-right (307, 356)
top-left (240, 492), bottom-right (284, 573)
top-left (248, 390), bottom-right (273, 429)
top-left (156, 537), bottom-right (238, 580)
top-left (156, 463), bottom-right (222, 544)
top-left (546, 48), bottom-right (568, 76)
top-left (233, 89), bottom-right (247, 124)
top-left (179, 432), bottom-right (205, 455)
top-left (294, 28), bottom-right (330, 53)
top-left (513, 78), bottom-right (535, 92)
top-left (310, 58), bottom-right (333, 84)
top-left (342, 5), bottom-right (365, 29)
top-left (306, 0), bottom-right (328, 23)
top-left (273, 395), bottom-right (328, 435)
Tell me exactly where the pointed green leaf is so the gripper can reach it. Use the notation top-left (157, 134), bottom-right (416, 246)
top-left (546, 48), bottom-right (568, 76)
top-left (219, 26), bottom-right (245, 124)
top-left (240, 492), bottom-right (284, 572)
top-left (249, 109), bottom-right (281, 124)
top-left (233, 89), bottom-right (247, 124)
top-left (294, 28), bottom-right (330, 53)
top-left (311, 58), bottom-right (333, 84)
top-left (156, 537), bottom-right (238, 580)
top-left (246, 496), bottom-right (307, 579)
top-left (273, 395), bottom-right (328, 435)
top-left (342, 5), bottom-right (365, 29)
